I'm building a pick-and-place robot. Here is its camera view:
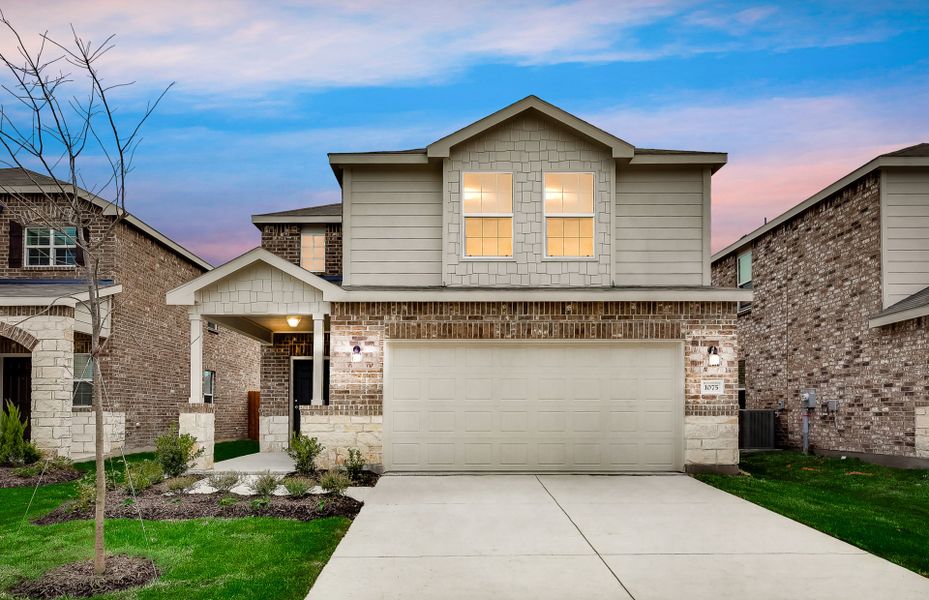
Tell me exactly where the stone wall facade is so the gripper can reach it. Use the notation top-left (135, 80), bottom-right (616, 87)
top-left (712, 172), bottom-right (929, 459)
top-left (444, 114), bottom-right (614, 286)
top-left (259, 222), bottom-right (343, 277)
top-left (296, 300), bottom-right (739, 471)
top-left (70, 409), bottom-right (125, 456)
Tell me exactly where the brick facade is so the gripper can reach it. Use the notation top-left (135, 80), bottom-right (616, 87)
top-left (294, 300), bottom-right (739, 470)
top-left (0, 192), bottom-right (261, 454)
top-left (259, 222), bottom-right (342, 277)
top-left (712, 172), bottom-right (929, 459)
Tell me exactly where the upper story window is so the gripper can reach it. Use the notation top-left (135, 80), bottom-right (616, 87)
top-left (300, 227), bottom-right (326, 272)
top-left (737, 250), bottom-right (752, 312)
top-left (544, 173), bottom-right (594, 257)
top-left (25, 226), bottom-right (77, 267)
top-left (463, 172), bottom-right (513, 258)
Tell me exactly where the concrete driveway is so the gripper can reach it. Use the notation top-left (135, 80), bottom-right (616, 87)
top-left (307, 475), bottom-right (929, 600)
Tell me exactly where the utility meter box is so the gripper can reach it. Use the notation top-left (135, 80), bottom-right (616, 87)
top-left (800, 389), bottom-right (817, 408)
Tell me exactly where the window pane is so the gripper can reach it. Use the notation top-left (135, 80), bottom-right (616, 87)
top-left (27, 248), bottom-right (51, 266)
top-left (301, 232), bottom-right (325, 272)
top-left (546, 217), bottom-right (595, 257)
top-left (464, 217), bottom-right (512, 257)
top-left (54, 228), bottom-right (77, 247)
top-left (73, 381), bottom-right (93, 406)
top-left (74, 353), bottom-right (94, 381)
top-left (545, 173), bottom-right (593, 214)
top-left (737, 251), bottom-right (752, 286)
top-left (26, 227), bottom-right (50, 246)
top-left (55, 248), bottom-right (77, 266)
top-left (463, 172), bottom-right (512, 214)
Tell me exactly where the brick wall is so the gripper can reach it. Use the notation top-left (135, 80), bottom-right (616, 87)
top-left (259, 222), bottom-right (342, 277)
top-left (260, 333), bottom-right (312, 418)
top-left (711, 172), bottom-right (929, 457)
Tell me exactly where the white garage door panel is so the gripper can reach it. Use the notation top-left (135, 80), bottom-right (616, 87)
top-left (384, 342), bottom-right (683, 472)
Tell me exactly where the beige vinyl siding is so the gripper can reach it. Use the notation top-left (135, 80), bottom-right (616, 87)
top-left (882, 168), bottom-right (929, 307)
top-left (615, 166), bottom-right (706, 286)
top-left (347, 166), bottom-right (443, 286)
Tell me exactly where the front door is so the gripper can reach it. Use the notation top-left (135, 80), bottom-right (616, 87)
top-left (3, 357), bottom-right (32, 439)
top-left (292, 359), bottom-right (313, 436)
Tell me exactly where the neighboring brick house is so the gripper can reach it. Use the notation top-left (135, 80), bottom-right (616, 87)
top-left (712, 144), bottom-right (929, 466)
top-left (0, 169), bottom-right (260, 459)
top-left (168, 96), bottom-right (751, 473)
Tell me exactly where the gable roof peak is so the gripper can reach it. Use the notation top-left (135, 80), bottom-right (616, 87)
top-left (426, 95), bottom-right (635, 159)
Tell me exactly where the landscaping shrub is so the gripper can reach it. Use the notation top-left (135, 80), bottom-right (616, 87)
top-left (320, 471), bottom-right (351, 496)
top-left (73, 475), bottom-right (97, 511)
top-left (155, 425), bottom-right (203, 477)
top-left (207, 471), bottom-right (241, 493)
top-left (287, 434), bottom-right (324, 476)
top-left (344, 448), bottom-right (365, 483)
top-left (123, 460), bottom-right (164, 493)
top-left (252, 471), bottom-right (281, 497)
top-left (217, 496), bottom-right (237, 507)
top-left (0, 400), bottom-right (40, 466)
top-left (13, 464), bottom-right (41, 478)
top-left (283, 476), bottom-right (315, 497)
top-left (166, 475), bottom-right (199, 493)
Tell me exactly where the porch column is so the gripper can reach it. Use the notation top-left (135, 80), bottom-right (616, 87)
top-left (312, 314), bottom-right (325, 406)
top-left (189, 312), bottom-right (203, 403)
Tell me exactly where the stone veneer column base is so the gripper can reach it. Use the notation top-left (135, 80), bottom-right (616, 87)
top-left (259, 416), bottom-right (289, 452)
top-left (179, 407), bottom-right (215, 470)
top-left (70, 410), bottom-right (125, 456)
top-left (684, 414), bottom-right (739, 472)
top-left (916, 407), bottom-right (929, 459)
top-left (299, 409), bottom-right (383, 469)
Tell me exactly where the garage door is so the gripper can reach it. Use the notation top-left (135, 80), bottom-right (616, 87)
top-left (384, 341), bottom-right (683, 472)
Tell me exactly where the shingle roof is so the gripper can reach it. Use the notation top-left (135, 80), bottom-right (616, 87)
top-left (0, 168), bottom-right (63, 187)
top-left (253, 203), bottom-right (342, 218)
top-left (873, 286), bottom-right (929, 320)
top-left (0, 279), bottom-right (117, 299)
top-left (879, 143), bottom-right (929, 158)
top-left (634, 148), bottom-right (723, 155)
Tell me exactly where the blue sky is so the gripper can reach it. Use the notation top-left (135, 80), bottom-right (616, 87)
top-left (2, 1), bottom-right (928, 264)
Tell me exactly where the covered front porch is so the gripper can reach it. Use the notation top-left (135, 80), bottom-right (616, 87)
top-left (167, 248), bottom-right (347, 469)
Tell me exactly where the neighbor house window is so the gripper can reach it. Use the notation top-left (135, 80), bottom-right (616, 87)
top-left (463, 172), bottom-right (513, 257)
top-left (300, 228), bottom-right (326, 272)
top-left (203, 370), bottom-right (215, 404)
top-left (737, 250), bottom-right (752, 312)
top-left (25, 226), bottom-right (77, 267)
top-left (73, 353), bottom-right (94, 406)
top-left (544, 173), bottom-right (594, 257)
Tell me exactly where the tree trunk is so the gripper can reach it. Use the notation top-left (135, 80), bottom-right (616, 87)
top-left (84, 248), bottom-right (106, 576)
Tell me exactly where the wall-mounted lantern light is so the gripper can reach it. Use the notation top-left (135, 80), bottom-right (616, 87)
top-left (352, 345), bottom-right (363, 363)
top-left (286, 316), bottom-right (301, 328)
top-left (707, 345), bottom-right (722, 367)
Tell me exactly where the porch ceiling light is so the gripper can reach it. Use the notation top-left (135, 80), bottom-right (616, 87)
top-left (286, 316), bottom-right (301, 328)
top-left (707, 345), bottom-right (722, 367)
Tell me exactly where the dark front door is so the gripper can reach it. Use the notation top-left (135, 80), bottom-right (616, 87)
top-left (3, 357), bottom-right (32, 439)
top-left (292, 359), bottom-right (313, 436)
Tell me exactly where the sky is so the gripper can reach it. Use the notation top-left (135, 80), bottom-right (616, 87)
top-left (0, 1), bottom-right (927, 264)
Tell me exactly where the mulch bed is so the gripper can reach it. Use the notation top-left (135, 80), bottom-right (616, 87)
top-left (34, 488), bottom-right (363, 525)
top-left (9, 554), bottom-right (158, 599)
top-left (0, 464), bottom-right (82, 489)
top-left (319, 469), bottom-right (381, 487)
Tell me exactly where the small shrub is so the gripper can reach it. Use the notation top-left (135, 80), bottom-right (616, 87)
top-left (166, 475), bottom-right (199, 493)
top-left (123, 460), bottom-right (164, 493)
top-left (13, 464), bottom-right (40, 478)
top-left (122, 497), bottom-right (135, 507)
top-left (155, 425), bottom-right (204, 477)
top-left (320, 470), bottom-right (351, 496)
top-left (286, 434), bottom-right (324, 476)
top-left (250, 496), bottom-right (270, 511)
top-left (207, 471), bottom-right (241, 493)
top-left (0, 401), bottom-right (40, 466)
top-left (73, 475), bottom-right (96, 511)
top-left (344, 448), bottom-right (366, 483)
top-left (252, 471), bottom-right (281, 497)
top-left (217, 496), bottom-right (237, 507)
top-left (48, 456), bottom-right (74, 471)
top-left (283, 476), bottom-right (315, 498)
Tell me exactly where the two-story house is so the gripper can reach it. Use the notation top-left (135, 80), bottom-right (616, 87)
top-left (0, 169), bottom-right (260, 459)
top-left (712, 144), bottom-right (929, 467)
top-left (168, 96), bottom-right (751, 473)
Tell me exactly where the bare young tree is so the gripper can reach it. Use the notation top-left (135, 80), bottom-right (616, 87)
top-left (0, 13), bottom-right (171, 574)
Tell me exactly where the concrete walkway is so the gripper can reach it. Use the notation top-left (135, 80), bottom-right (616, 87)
top-left (307, 474), bottom-right (929, 600)
top-left (211, 451), bottom-right (294, 473)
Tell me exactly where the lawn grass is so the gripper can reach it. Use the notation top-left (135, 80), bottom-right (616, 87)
top-left (214, 439), bottom-right (260, 463)
top-left (2, 440), bottom-right (346, 599)
top-left (697, 450), bottom-right (929, 577)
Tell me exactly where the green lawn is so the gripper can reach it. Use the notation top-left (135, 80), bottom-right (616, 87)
top-left (1, 441), bottom-right (346, 599)
top-left (698, 451), bottom-right (929, 577)
top-left (214, 439), bottom-right (260, 463)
